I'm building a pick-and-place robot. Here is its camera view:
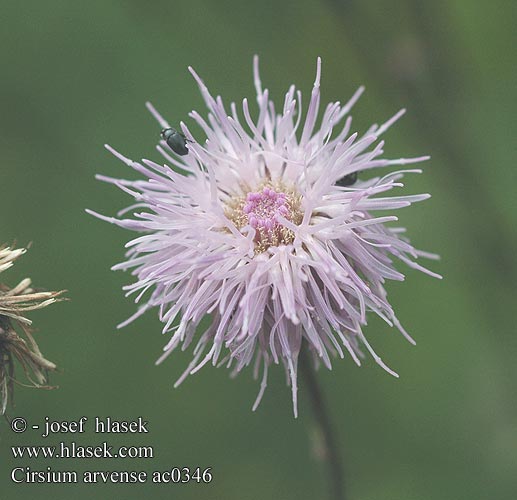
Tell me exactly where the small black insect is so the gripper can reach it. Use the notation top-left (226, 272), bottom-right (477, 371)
top-left (161, 127), bottom-right (189, 156)
top-left (336, 172), bottom-right (358, 187)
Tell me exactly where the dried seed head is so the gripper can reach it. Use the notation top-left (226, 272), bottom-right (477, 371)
top-left (0, 244), bottom-right (66, 415)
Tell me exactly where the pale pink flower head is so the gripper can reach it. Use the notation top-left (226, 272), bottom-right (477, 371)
top-left (88, 57), bottom-right (440, 416)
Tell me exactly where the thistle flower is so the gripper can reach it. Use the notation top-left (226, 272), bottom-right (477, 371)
top-left (88, 57), bottom-right (441, 416)
top-left (0, 245), bottom-right (65, 415)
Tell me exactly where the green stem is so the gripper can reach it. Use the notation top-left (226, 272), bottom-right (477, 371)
top-left (300, 346), bottom-right (346, 500)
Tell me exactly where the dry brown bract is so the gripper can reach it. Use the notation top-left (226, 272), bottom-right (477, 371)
top-left (0, 245), bottom-right (65, 415)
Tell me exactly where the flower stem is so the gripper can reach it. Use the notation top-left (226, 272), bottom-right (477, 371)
top-left (300, 346), bottom-right (346, 500)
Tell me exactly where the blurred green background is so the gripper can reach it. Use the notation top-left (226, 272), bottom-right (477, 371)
top-left (1, 0), bottom-right (516, 499)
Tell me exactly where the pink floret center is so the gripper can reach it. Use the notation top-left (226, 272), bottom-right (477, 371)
top-left (243, 187), bottom-right (290, 234)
